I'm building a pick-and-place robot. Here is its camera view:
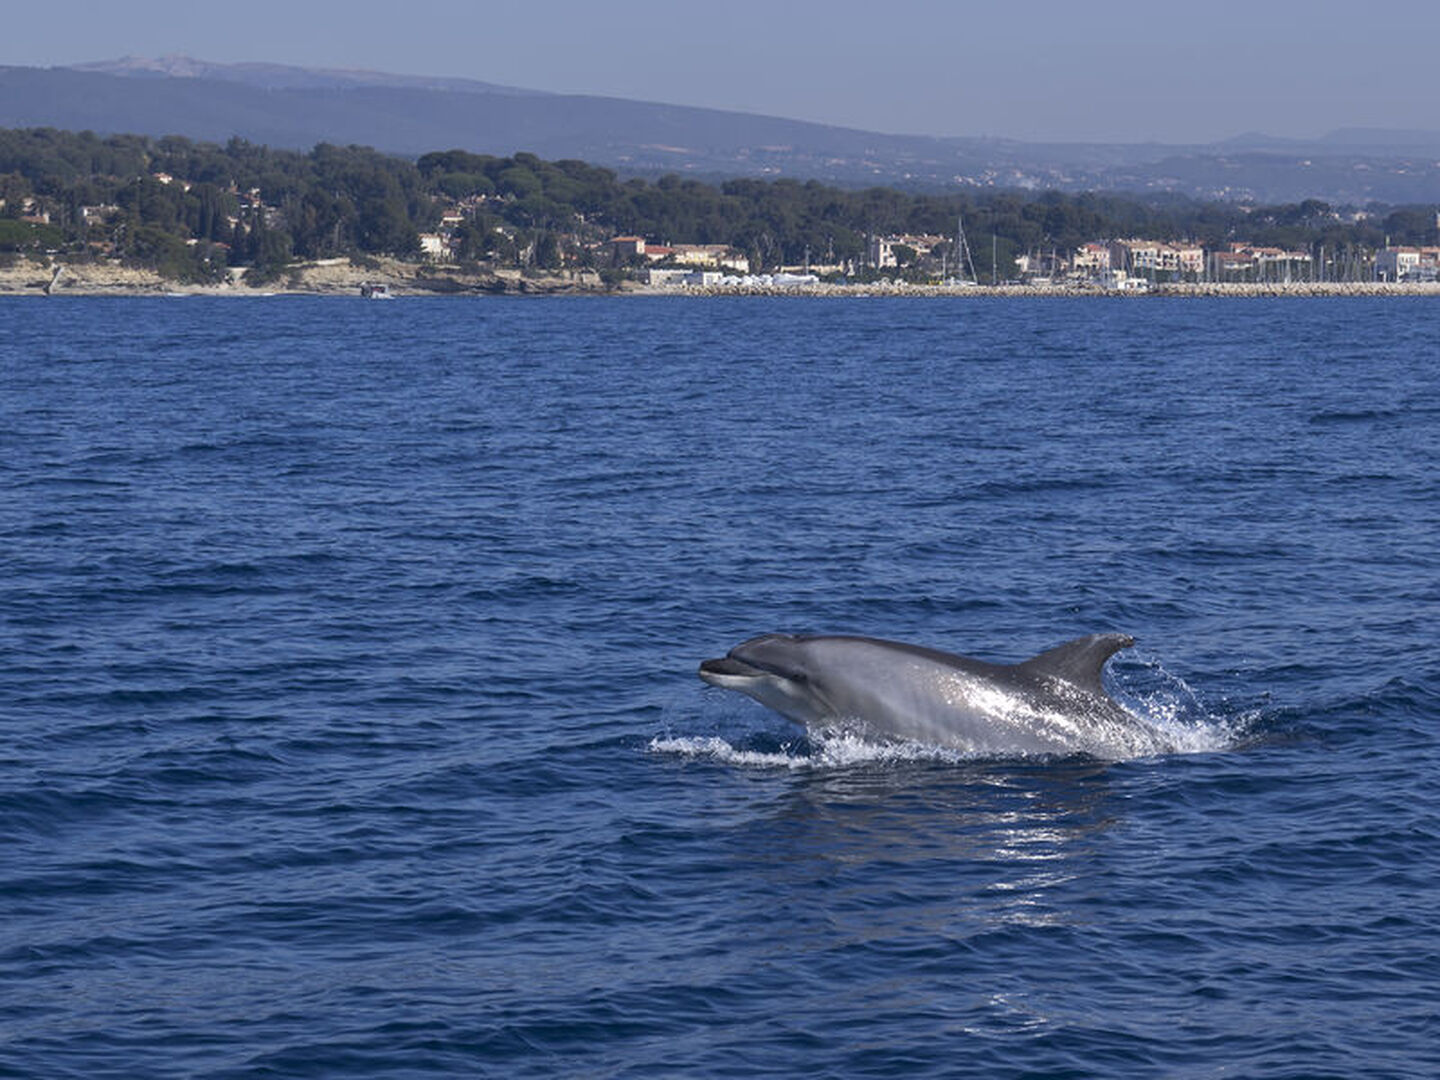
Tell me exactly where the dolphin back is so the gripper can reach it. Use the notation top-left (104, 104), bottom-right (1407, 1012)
top-left (1012, 633), bottom-right (1135, 698)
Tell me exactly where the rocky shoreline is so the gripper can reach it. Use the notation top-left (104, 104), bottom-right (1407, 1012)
top-left (0, 257), bottom-right (610, 297)
top-left (3, 256), bottom-right (1439, 298)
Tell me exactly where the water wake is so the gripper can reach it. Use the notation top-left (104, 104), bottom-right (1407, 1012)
top-left (647, 729), bottom-right (994, 770)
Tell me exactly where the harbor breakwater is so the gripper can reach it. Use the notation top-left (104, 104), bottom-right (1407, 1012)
top-left (657, 280), bottom-right (1440, 298)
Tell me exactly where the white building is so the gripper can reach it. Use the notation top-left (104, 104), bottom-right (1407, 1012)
top-left (1108, 239), bottom-right (1204, 279)
top-left (1376, 246), bottom-right (1440, 281)
top-left (670, 244), bottom-right (749, 272)
top-left (644, 267), bottom-right (692, 286)
top-left (1072, 243), bottom-right (1112, 274)
top-left (868, 234), bottom-right (946, 268)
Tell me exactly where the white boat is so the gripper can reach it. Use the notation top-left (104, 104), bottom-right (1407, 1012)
top-left (360, 282), bottom-right (394, 299)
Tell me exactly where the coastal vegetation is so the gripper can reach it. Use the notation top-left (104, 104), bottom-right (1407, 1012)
top-left (1, 127), bottom-right (1435, 284)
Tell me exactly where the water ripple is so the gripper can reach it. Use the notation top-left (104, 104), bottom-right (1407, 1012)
top-left (1, 296), bottom-right (1438, 1077)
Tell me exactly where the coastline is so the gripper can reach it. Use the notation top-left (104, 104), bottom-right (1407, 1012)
top-left (0, 257), bottom-right (610, 298)
top-left (3, 256), bottom-right (1439, 298)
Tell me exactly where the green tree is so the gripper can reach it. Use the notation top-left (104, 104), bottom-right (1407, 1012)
top-left (0, 218), bottom-right (61, 250)
top-left (534, 231), bottom-right (562, 269)
top-left (1382, 207), bottom-right (1438, 246)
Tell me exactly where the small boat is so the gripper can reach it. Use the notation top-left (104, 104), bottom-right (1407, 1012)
top-left (360, 282), bottom-right (394, 299)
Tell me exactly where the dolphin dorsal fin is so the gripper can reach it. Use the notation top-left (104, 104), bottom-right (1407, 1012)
top-left (1014, 634), bottom-right (1135, 696)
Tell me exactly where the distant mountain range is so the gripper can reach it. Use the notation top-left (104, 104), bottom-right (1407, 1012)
top-left (70, 54), bottom-right (543, 96)
top-left (4, 55), bottom-right (1440, 205)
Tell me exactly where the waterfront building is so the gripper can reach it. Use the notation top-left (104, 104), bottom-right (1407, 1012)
top-left (868, 234), bottom-right (947, 269)
top-left (610, 236), bottom-right (648, 262)
top-left (1209, 250), bottom-right (1258, 281)
top-left (669, 244), bottom-right (748, 272)
top-left (1376, 246), bottom-right (1440, 282)
top-left (1108, 239), bottom-right (1204, 280)
top-left (611, 237), bottom-right (748, 273)
top-left (644, 267), bottom-right (692, 286)
top-left (1212, 244), bottom-right (1314, 282)
top-left (1071, 243), bottom-right (1111, 275)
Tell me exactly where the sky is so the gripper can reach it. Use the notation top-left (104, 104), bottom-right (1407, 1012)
top-left (6, 0), bottom-right (1439, 144)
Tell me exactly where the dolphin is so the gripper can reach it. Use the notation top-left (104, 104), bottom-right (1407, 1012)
top-left (698, 632), bottom-right (1172, 759)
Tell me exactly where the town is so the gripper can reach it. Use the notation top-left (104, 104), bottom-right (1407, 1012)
top-left (3, 129), bottom-right (1439, 294)
top-left (610, 232), bottom-right (1440, 291)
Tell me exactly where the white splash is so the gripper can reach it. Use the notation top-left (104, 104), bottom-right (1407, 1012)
top-left (648, 735), bottom-right (807, 769)
top-left (650, 728), bottom-right (1023, 770)
top-left (1110, 656), bottom-right (1256, 755)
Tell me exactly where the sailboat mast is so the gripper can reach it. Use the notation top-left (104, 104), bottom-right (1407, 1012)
top-left (956, 214), bottom-right (977, 283)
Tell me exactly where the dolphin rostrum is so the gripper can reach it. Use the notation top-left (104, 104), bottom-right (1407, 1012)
top-left (699, 632), bottom-right (1172, 759)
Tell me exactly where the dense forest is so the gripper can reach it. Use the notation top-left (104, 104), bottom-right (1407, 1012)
top-left (1, 127), bottom-right (1435, 283)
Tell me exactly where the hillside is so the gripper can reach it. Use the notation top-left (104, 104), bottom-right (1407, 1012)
top-left (3, 58), bottom-right (1440, 203)
top-left (7, 127), bottom-right (1434, 293)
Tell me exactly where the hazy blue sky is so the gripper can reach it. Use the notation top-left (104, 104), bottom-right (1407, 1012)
top-left (7, 0), bottom-right (1438, 143)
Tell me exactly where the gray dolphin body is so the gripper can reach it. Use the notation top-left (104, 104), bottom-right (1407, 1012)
top-left (699, 632), bottom-right (1172, 759)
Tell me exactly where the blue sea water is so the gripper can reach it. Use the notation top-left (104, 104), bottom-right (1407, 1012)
top-left (1, 294), bottom-right (1437, 1078)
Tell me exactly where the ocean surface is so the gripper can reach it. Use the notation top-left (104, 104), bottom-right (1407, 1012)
top-left (2, 294), bottom-right (1437, 1078)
